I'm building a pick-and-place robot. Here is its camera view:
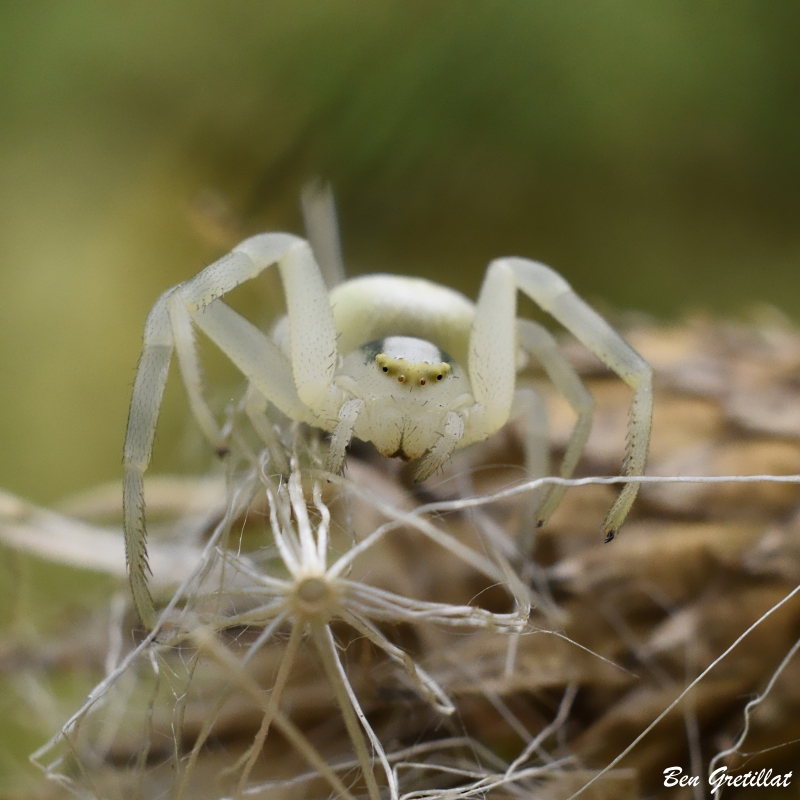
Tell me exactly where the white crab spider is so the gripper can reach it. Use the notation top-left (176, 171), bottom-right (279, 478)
top-left (123, 185), bottom-right (653, 625)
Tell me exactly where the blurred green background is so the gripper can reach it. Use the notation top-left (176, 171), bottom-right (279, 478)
top-left (2, 0), bottom-right (800, 506)
top-left (2, 3), bottom-right (800, 793)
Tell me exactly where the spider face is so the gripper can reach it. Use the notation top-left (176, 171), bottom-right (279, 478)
top-left (337, 336), bottom-right (468, 461)
top-left (344, 337), bottom-right (456, 394)
top-left (373, 339), bottom-right (452, 387)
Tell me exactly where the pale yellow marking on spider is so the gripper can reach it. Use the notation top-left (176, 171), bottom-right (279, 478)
top-left (123, 182), bottom-right (653, 625)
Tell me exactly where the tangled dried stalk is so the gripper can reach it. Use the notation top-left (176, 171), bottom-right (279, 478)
top-left (4, 317), bottom-right (800, 799)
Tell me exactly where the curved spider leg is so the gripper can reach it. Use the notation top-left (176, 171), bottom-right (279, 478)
top-left (190, 300), bottom-right (316, 425)
top-left (180, 234), bottom-right (339, 409)
top-left (508, 383), bottom-right (549, 524)
top-left (190, 301), bottom-right (355, 478)
top-left (474, 259), bottom-right (653, 540)
top-left (412, 411), bottom-right (466, 483)
top-left (327, 398), bottom-right (365, 474)
top-left (243, 387), bottom-right (290, 474)
top-left (144, 241), bottom-right (317, 460)
top-left (507, 384), bottom-right (564, 612)
top-left (517, 319), bottom-right (594, 529)
top-left (123, 291), bottom-right (174, 627)
top-left (468, 260), bottom-right (519, 438)
top-left (165, 293), bottom-right (229, 454)
top-left (301, 179), bottom-right (346, 289)
top-left (124, 234), bottom-right (342, 625)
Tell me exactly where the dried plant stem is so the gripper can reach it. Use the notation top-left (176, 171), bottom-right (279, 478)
top-left (567, 581), bottom-right (800, 800)
top-left (505, 683), bottom-right (578, 777)
top-left (340, 608), bottom-right (454, 714)
top-left (194, 627), bottom-right (358, 800)
top-left (343, 581), bottom-right (520, 628)
top-left (708, 632), bottom-right (800, 776)
top-left (322, 474), bottom-right (512, 586)
top-left (310, 621), bottom-right (391, 800)
top-left (232, 623), bottom-right (303, 798)
top-left (175, 618), bottom-right (299, 795)
top-left (416, 473), bottom-right (800, 517)
top-left (176, 680), bottom-right (234, 800)
top-left (266, 715), bottom-right (360, 800)
top-left (242, 737), bottom-right (498, 795)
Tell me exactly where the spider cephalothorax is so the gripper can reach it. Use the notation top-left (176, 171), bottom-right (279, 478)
top-left (123, 185), bottom-right (652, 625)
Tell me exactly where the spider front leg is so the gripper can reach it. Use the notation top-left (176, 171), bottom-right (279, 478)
top-left (123, 291), bottom-right (174, 627)
top-left (123, 233), bottom-right (342, 626)
top-left (517, 319), bottom-right (594, 528)
top-left (301, 179), bottom-right (346, 289)
top-left (412, 411), bottom-right (466, 483)
top-left (243, 387), bottom-right (290, 474)
top-left (471, 258), bottom-right (653, 542)
top-left (185, 234), bottom-right (340, 411)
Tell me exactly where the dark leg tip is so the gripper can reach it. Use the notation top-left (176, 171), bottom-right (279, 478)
top-left (536, 519), bottom-right (544, 528)
top-left (603, 529), bottom-right (617, 543)
top-left (215, 445), bottom-right (230, 458)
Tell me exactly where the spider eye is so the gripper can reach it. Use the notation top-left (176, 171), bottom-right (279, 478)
top-left (382, 366), bottom-right (389, 373)
top-left (419, 378), bottom-right (426, 386)
top-left (436, 374), bottom-right (443, 380)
